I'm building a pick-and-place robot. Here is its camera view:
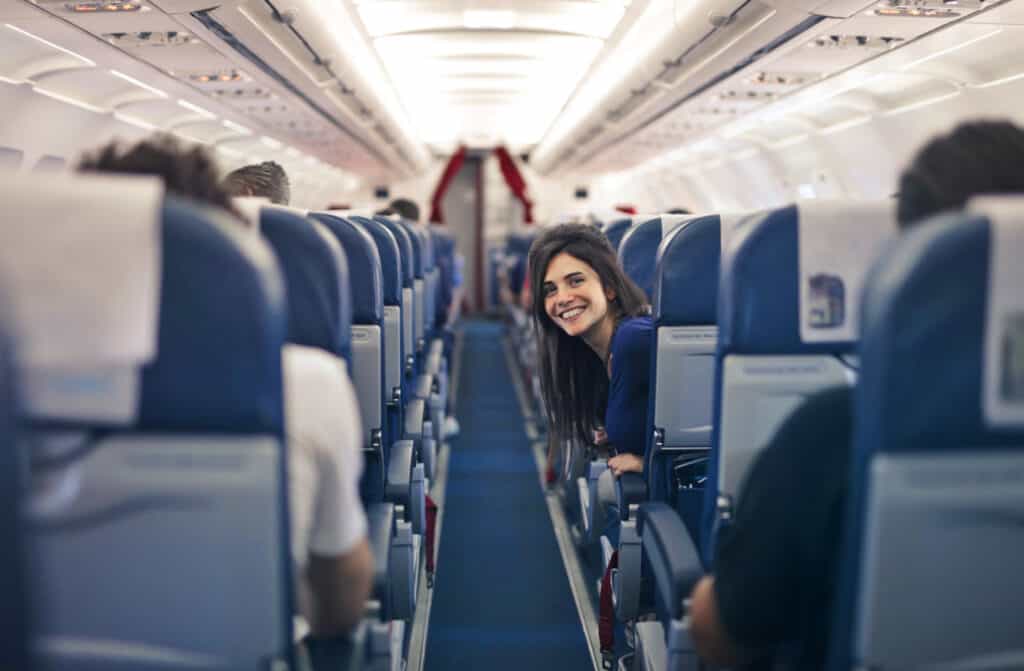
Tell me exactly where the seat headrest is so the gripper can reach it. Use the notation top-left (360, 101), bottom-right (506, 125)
top-left (312, 214), bottom-right (384, 324)
top-left (0, 175), bottom-right (286, 432)
top-left (349, 216), bottom-right (402, 306)
top-left (260, 207), bottom-right (352, 362)
top-left (719, 201), bottom-right (895, 354)
top-left (603, 217), bottom-right (633, 251)
top-left (858, 198), bottom-right (1024, 453)
top-left (619, 215), bottom-right (693, 299)
top-left (397, 220), bottom-right (424, 278)
top-left (374, 216), bottom-right (415, 288)
top-left (402, 221), bottom-right (434, 272)
top-left (654, 215), bottom-right (721, 326)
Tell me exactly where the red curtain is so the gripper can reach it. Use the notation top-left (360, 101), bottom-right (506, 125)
top-left (427, 145), bottom-right (533, 224)
top-left (428, 145), bottom-right (467, 224)
top-left (493, 146), bottom-right (533, 224)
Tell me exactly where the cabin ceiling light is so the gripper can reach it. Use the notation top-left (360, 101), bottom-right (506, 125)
top-left (109, 70), bottom-right (167, 98)
top-left (5, 24), bottom-right (95, 67)
top-left (462, 10), bottom-right (517, 30)
top-left (65, 1), bottom-right (142, 12)
top-left (177, 99), bottom-right (216, 120)
top-left (188, 71), bottom-right (245, 84)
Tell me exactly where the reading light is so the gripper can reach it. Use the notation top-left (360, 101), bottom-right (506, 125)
top-left (66, 1), bottom-right (141, 12)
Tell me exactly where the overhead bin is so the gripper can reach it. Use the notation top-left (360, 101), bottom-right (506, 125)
top-left (532, 0), bottom-right (850, 173)
top-left (160, 0), bottom-right (429, 176)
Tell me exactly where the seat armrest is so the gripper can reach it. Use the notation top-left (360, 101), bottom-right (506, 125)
top-left (616, 472), bottom-right (648, 520)
top-left (385, 440), bottom-right (414, 504)
top-left (638, 503), bottom-right (703, 622)
top-left (425, 340), bottom-right (443, 376)
top-left (403, 399), bottom-right (424, 440)
top-left (366, 503), bottom-right (395, 608)
top-left (412, 374), bottom-right (432, 401)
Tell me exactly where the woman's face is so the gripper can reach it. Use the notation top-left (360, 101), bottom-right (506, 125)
top-left (542, 252), bottom-right (614, 338)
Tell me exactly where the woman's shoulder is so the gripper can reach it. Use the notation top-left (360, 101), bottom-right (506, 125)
top-left (611, 315), bottom-right (654, 356)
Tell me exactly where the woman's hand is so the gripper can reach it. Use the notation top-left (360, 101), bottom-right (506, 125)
top-left (608, 453), bottom-right (643, 476)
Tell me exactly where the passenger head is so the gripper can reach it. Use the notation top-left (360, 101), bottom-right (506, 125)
top-left (388, 198), bottom-right (420, 222)
top-left (222, 160), bottom-right (290, 205)
top-left (666, 207), bottom-right (692, 215)
top-left (528, 223), bottom-right (649, 445)
top-left (77, 135), bottom-right (239, 216)
top-left (897, 120), bottom-right (1024, 227)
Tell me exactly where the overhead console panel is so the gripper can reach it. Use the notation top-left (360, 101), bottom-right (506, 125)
top-left (534, 0), bottom-right (997, 175)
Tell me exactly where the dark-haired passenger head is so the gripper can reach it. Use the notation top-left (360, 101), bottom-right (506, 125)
top-left (897, 120), bottom-right (1024, 227)
top-left (527, 223), bottom-right (649, 445)
top-left (77, 135), bottom-right (239, 216)
top-left (388, 198), bottom-right (420, 222)
top-left (666, 207), bottom-right (692, 215)
top-left (222, 160), bottom-right (290, 205)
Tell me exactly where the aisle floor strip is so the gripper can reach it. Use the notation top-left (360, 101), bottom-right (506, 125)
top-left (502, 337), bottom-right (603, 671)
top-left (407, 327), bottom-right (463, 671)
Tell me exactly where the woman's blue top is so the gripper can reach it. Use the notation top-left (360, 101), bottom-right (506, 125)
top-left (604, 315), bottom-right (654, 456)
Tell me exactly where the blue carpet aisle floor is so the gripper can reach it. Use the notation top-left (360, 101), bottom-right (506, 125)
top-left (424, 320), bottom-right (593, 670)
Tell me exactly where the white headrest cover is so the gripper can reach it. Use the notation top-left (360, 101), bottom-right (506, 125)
top-left (0, 173), bottom-right (163, 423)
top-left (971, 196), bottom-right (1024, 427)
top-left (798, 199), bottom-right (896, 343)
top-left (232, 196), bottom-right (269, 231)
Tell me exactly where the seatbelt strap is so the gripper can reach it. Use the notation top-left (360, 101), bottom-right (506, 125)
top-left (599, 550), bottom-right (618, 665)
top-left (425, 493), bottom-right (438, 587)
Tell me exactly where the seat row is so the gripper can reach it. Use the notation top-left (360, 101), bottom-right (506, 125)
top-left (0, 173), bottom-right (457, 671)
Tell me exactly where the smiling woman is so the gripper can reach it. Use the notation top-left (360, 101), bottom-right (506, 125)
top-left (527, 224), bottom-right (651, 470)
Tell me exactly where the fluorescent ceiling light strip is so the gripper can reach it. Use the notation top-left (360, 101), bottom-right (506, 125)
top-left (974, 71), bottom-right (1024, 89)
top-left (260, 136), bottom-right (283, 149)
top-left (4, 24), bottom-right (95, 66)
top-left (33, 86), bottom-right (107, 114)
top-left (0, 75), bottom-right (23, 85)
top-left (113, 111), bottom-right (158, 131)
top-left (769, 133), bottom-right (810, 150)
top-left (222, 120), bottom-right (252, 135)
top-left (882, 90), bottom-right (961, 117)
top-left (819, 115), bottom-right (872, 135)
top-left (109, 70), bottom-right (167, 98)
top-left (173, 131), bottom-right (211, 146)
top-left (177, 99), bottom-right (216, 120)
top-left (899, 28), bottom-right (1002, 71)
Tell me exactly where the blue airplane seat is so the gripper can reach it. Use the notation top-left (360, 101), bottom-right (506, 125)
top-left (397, 220), bottom-right (427, 357)
top-left (618, 215), bottom-right (693, 300)
top-left (647, 215), bottom-right (721, 539)
top-left (349, 216), bottom-right (406, 438)
top-left (603, 217), bottom-right (633, 251)
top-left (260, 207), bottom-right (352, 365)
top-left (0, 321), bottom-right (29, 671)
top-left (600, 216), bottom-right (721, 626)
top-left (374, 216), bottom-right (417, 380)
top-left (705, 201), bottom-right (894, 565)
top-left (19, 193), bottom-right (293, 671)
top-left (829, 203), bottom-right (1024, 671)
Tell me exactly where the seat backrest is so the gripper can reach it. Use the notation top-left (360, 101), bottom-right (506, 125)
top-left (375, 216), bottom-right (417, 368)
top-left (398, 220), bottom-right (426, 349)
top-left (647, 215), bottom-right (721, 504)
top-left (350, 216), bottom-right (404, 408)
top-left (401, 221), bottom-right (434, 342)
top-left (431, 227), bottom-right (456, 324)
top-left (310, 214), bottom-right (385, 447)
top-left (0, 176), bottom-right (292, 671)
top-left (261, 207), bottom-right (352, 363)
top-left (603, 217), bottom-right (633, 251)
top-left (618, 215), bottom-right (692, 300)
top-left (0, 320), bottom-right (29, 671)
top-left (706, 200), bottom-right (894, 560)
top-left (829, 199), bottom-right (1024, 671)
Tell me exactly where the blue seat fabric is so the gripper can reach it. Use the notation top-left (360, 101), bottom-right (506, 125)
top-left (604, 218), bottom-right (632, 251)
top-left (310, 214), bottom-right (384, 324)
top-left (261, 208), bottom-right (351, 363)
top-left (350, 216), bottom-right (402, 307)
top-left (618, 217), bottom-right (662, 299)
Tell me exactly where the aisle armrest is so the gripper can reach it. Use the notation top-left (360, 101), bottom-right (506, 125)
top-left (616, 472), bottom-right (648, 521)
top-left (365, 503), bottom-right (395, 609)
top-left (404, 399), bottom-right (425, 440)
top-left (412, 374), bottom-right (432, 401)
top-left (385, 440), bottom-right (414, 505)
top-left (638, 503), bottom-right (702, 622)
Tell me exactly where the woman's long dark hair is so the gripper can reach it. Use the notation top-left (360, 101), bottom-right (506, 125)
top-left (528, 223), bottom-right (649, 448)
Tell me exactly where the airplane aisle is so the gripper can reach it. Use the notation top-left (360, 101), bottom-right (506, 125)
top-left (424, 320), bottom-right (592, 670)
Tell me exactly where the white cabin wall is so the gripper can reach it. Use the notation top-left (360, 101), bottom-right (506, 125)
top-left (589, 78), bottom-right (1024, 214)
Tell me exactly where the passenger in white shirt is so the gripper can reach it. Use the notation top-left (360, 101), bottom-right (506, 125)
top-left (284, 344), bottom-right (372, 637)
